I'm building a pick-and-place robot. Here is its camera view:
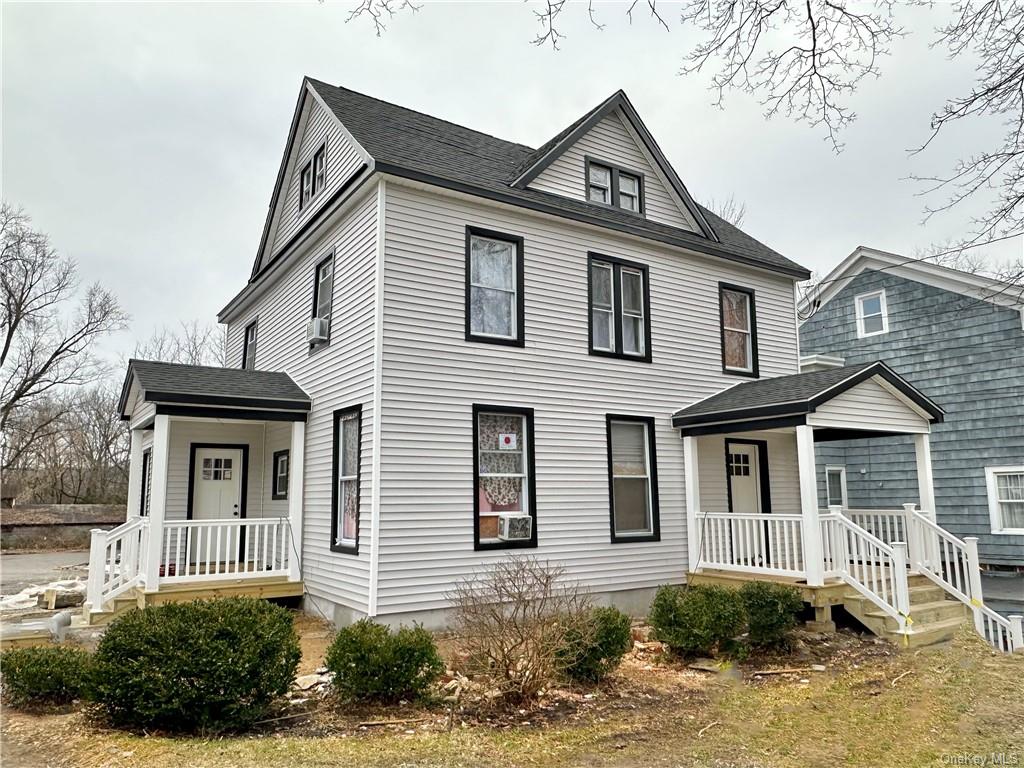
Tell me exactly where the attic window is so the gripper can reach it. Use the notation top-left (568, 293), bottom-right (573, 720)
top-left (299, 143), bottom-right (327, 210)
top-left (586, 158), bottom-right (644, 215)
top-left (855, 289), bottom-right (888, 338)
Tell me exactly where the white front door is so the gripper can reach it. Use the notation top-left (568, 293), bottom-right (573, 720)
top-left (727, 443), bottom-right (767, 567)
top-left (191, 447), bottom-right (243, 565)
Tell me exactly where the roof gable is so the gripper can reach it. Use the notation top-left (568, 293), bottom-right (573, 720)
top-left (511, 91), bottom-right (718, 241)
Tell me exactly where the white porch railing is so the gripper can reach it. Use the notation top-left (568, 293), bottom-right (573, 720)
top-left (694, 512), bottom-right (805, 577)
top-left (839, 508), bottom-right (909, 547)
top-left (86, 517), bottom-right (149, 612)
top-left (159, 518), bottom-right (292, 583)
top-left (907, 507), bottom-right (1024, 653)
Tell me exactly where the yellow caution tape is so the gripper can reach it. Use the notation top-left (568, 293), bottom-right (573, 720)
top-left (970, 598), bottom-right (984, 608)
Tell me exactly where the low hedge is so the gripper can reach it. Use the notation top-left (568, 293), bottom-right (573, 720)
top-left (648, 584), bottom-right (746, 656)
top-left (558, 606), bottom-right (633, 683)
top-left (0, 645), bottom-right (93, 708)
top-left (90, 597), bottom-right (300, 733)
top-left (740, 581), bottom-right (804, 646)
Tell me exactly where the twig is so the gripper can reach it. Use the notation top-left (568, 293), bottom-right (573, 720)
top-left (253, 708), bottom-right (320, 725)
top-left (698, 720), bottom-right (720, 737)
top-left (358, 717), bottom-right (431, 728)
top-left (890, 670), bottom-right (913, 687)
top-left (751, 667), bottom-right (812, 675)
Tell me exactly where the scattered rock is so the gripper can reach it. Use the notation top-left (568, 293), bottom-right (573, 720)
top-left (811, 664), bottom-right (827, 672)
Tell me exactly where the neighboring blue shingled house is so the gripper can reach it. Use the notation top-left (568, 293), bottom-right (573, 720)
top-left (799, 247), bottom-right (1024, 614)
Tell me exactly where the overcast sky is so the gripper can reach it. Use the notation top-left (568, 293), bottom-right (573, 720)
top-left (3, 1), bottom-right (1020, 363)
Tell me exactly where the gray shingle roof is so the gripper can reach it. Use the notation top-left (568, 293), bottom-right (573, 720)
top-left (671, 361), bottom-right (944, 428)
top-left (120, 360), bottom-right (310, 418)
top-left (306, 79), bottom-right (809, 280)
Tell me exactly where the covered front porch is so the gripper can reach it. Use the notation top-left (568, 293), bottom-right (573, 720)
top-left (675, 362), bottom-right (1023, 652)
top-left (82, 361), bottom-right (311, 621)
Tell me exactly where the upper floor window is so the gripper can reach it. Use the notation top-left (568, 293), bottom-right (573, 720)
top-left (242, 319), bottom-right (258, 369)
top-left (986, 467), bottom-right (1024, 534)
top-left (311, 254), bottom-right (334, 345)
top-left (606, 415), bottom-right (660, 543)
top-left (589, 254), bottom-right (651, 362)
top-left (299, 143), bottom-right (327, 210)
top-left (465, 227), bottom-right (525, 347)
top-left (719, 284), bottom-right (758, 377)
top-left (313, 145), bottom-right (326, 192)
top-left (855, 289), bottom-right (888, 338)
top-left (473, 405), bottom-right (536, 550)
top-left (331, 406), bottom-right (362, 553)
top-left (586, 158), bottom-right (644, 214)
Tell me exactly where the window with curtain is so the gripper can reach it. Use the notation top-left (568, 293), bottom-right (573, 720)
top-left (720, 285), bottom-right (757, 376)
top-left (331, 407), bottom-right (362, 552)
top-left (466, 228), bottom-right (524, 345)
top-left (987, 467), bottom-right (1024, 532)
top-left (607, 416), bottom-right (660, 541)
top-left (589, 255), bottom-right (650, 361)
top-left (474, 407), bottom-right (535, 548)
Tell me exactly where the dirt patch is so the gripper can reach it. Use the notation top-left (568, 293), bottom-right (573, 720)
top-left (292, 612), bottom-right (334, 676)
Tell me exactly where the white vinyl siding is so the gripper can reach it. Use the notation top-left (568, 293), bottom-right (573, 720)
top-left (529, 111), bottom-right (699, 231)
top-left (226, 190), bottom-right (379, 614)
top-left (373, 180), bottom-right (800, 617)
top-left (696, 431), bottom-right (802, 517)
top-left (806, 377), bottom-right (931, 433)
top-left (268, 96), bottom-right (366, 259)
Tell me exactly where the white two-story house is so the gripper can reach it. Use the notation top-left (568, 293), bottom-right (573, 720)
top-left (90, 79), bottom-right (1021, 652)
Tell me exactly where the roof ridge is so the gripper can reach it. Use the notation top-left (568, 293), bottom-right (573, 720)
top-left (306, 77), bottom-right (535, 154)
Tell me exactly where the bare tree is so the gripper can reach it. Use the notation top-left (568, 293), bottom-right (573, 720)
top-left (1, 204), bottom-right (128, 438)
top-left (131, 319), bottom-right (227, 367)
top-left (705, 194), bottom-right (748, 227)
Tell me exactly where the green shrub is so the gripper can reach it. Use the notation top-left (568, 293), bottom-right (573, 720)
top-left (558, 606), bottom-right (633, 683)
top-left (91, 597), bottom-right (300, 733)
top-left (740, 581), bottom-right (804, 646)
top-left (0, 645), bottom-right (92, 708)
top-left (648, 584), bottom-right (746, 656)
top-left (325, 619), bottom-right (443, 703)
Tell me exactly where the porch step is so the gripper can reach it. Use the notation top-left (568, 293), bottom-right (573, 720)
top-left (888, 616), bottom-right (970, 649)
top-left (842, 589), bottom-right (970, 648)
top-left (908, 583), bottom-right (946, 605)
top-left (70, 594), bottom-right (140, 629)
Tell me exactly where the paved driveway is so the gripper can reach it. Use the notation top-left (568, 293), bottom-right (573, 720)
top-left (0, 550), bottom-right (89, 594)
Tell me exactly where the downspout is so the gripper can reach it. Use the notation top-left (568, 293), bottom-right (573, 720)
top-left (367, 177), bottom-right (386, 617)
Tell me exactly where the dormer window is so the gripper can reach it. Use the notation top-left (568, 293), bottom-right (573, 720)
top-left (299, 143), bottom-right (327, 210)
top-left (586, 158), bottom-right (644, 214)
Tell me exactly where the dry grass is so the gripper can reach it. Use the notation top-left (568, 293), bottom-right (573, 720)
top-left (2, 621), bottom-right (1021, 768)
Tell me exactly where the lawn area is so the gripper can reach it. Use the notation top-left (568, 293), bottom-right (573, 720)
top-left (2, 620), bottom-right (1021, 768)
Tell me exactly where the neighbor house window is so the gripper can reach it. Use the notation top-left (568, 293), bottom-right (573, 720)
top-left (473, 405), bottom-right (536, 550)
top-left (719, 284), bottom-right (758, 376)
top-left (139, 449), bottom-right (153, 516)
top-left (855, 289), bottom-right (888, 338)
top-left (986, 467), bottom-right (1024, 534)
top-left (606, 415), bottom-right (660, 542)
top-left (242, 320), bottom-right (258, 370)
top-left (272, 449), bottom-right (289, 501)
top-left (465, 227), bottom-right (525, 346)
top-left (311, 254), bottom-right (334, 344)
top-left (825, 465), bottom-right (847, 508)
top-left (588, 254), bottom-right (651, 361)
top-left (586, 159), bottom-right (644, 214)
top-left (331, 406), bottom-right (362, 553)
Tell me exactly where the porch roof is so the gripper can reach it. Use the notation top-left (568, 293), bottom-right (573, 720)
top-left (119, 360), bottom-right (311, 421)
top-left (671, 361), bottom-right (944, 435)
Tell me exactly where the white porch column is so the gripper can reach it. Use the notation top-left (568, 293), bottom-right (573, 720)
top-left (142, 414), bottom-right (171, 590)
top-left (682, 436), bottom-right (701, 573)
top-left (287, 420), bottom-right (305, 583)
top-left (913, 433), bottom-right (940, 568)
top-left (796, 424), bottom-right (825, 586)
top-left (125, 429), bottom-right (144, 519)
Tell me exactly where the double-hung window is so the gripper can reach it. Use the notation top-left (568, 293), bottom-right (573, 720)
top-left (588, 254), bottom-right (651, 361)
top-left (606, 415), bottom-right (660, 542)
top-left (313, 145), bottom-right (326, 192)
top-left (465, 227), bottom-right (525, 346)
top-left (473, 405), bottom-right (536, 549)
top-left (719, 284), bottom-right (758, 377)
top-left (272, 450), bottom-right (289, 501)
top-left (825, 466), bottom-right (847, 508)
top-left (986, 467), bottom-right (1024, 534)
top-left (311, 254), bottom-right (334, 345)
top-left (242, 319), bottom-right (258, 370)
top-left (299, 142), bottom-right (327, 210)
top-left (855, 289), bottom-right (888, 338)
top-left (586, 159), bottom-right (644, 214)
top-left (331, 406), bottom-right (362, 553)
top-left (300, 164), bottom-right (313, 209)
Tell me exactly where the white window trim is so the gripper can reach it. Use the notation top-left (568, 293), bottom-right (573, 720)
top-left (854, 289), bottom-right (889, 338)
top-left (610, 419), bottom-right (654, 537)
top-left (825, 465), bottom-right (848, 508)
top-left (985, 465), bottom-right (1024, 535)
top-left (722, 290), bottom-right (753, 373)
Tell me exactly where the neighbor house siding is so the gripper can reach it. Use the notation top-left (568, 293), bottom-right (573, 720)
top-left (269, 95), bottom-right (365, 257)
top-left (528, 112), bottom-right (699, 232)
top-left (226, 189), bottom-right (379, 613)
top-left (373, 180), bottom-right (799, 617)
top-left (801, 268), bottom-right (1024, 565)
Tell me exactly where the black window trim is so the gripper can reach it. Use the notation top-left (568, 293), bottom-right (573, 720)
top-left (139, 448), bottom-right (152, 516)
top-left (585, 156), bottom-right (646, 216)
top-left (472, 403), bottom-right (538, 551)
top-left (309, 250), bottom-right (336, 353)
top-left (330, 404), bottom-right (363, 555)
top-left (718, 282), bottom-right (760, 378)
top-left (272, 448), bottom-right (290, 501)
top-left (587, 252), bottom-right (652, 363)
top-left (605, 413), bottom-right (661, 544)
top-left (241, 318), bottom-right (258, 370)
top-left (464, 226), bottom-right (526, 347)
top-left (298, 140), bottom-right (328, 211)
